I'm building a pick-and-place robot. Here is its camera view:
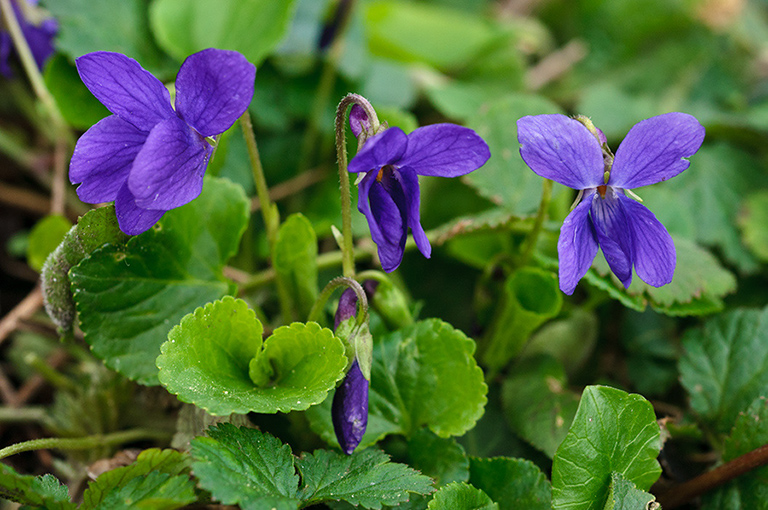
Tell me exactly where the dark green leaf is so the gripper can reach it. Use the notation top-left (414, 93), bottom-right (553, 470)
top-left (426, 483), bottom-right (497, 510)
top-left (0, 464), bottom-right (74, 510)
top-left (273, 213), bottom-right (318, 319)
top-left (679, 307), bottom-right (768, 435)
top-left (522, 309), bottom-right (598, 378)
top-left (501, 355), bottom-right (579, 458)
top-left (468, 457), bottom-right (551, 510)
top-left (702, 397), bottom-right (768, 510)
top-left (158, 297), bottom-right (347, 415)
top-left (306, 319), bottom-right (487, 449)
top-left (27, 214), bottom-right (71, 272)
top-left (297, 448), bottom-right (434, 508)
top-left (602, 472), bottom-right (658, 510)
top-left (150, 0), bottom-right (298, 65)
top-left (465, 94), bottom-right (564, 214)
top-left (738, 190), bottom-right (768, 262)
top-left (552, 386), bottom-right (662, 510)
top-left (408, 429), bottom-right (469, 487)
top-left (90, 471), bottom-right (196, 510)
top-left (70, 177), bottom-right (249, 384)
top-left (41, 206), bottom-right (128, 331)
top-left (82, 449), bottom-right (191, 509)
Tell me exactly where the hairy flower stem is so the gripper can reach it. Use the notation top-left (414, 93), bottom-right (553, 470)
top-left (240, 111), bottom-right (292, 323)
top-left (308, 277), bottom-right (368, 328)
top-left (335, 94), bottom-right (380, 278)
top-left (0, 428), bottom-right (170, 460)
top-left (519, 178), bottom-right (553, 267)
top-left (657, 444), bottom-right (768, 508)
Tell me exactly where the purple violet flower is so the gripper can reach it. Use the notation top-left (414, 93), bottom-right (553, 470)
top-left (332, 284), bottom-right (376, 455)
top-left (69, 48), bottom-right (255, 235)
top-left (517, 112), bottom-right (705, 295)
top-left (348, 122), bottom-right (490, 272)
top-left (0, 0), bottom-right (57, 77)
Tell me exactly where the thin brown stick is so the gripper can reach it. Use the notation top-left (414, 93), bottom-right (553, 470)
top-left (0, 286), bottom-right (43, 345)
top-left (50, 135), bottom-right (68, 216)
top-left (0, 182), bottom-right (52, 216)
top-left (250, 167), bottom-right (327, 212)
top-left (14, 349), bottom-right (68, 406)
top-left (657, 444), bottom-right (768, 508)
top-left (526, 40), bottom-right (588, 90)
top-left (0, 367), bottom-right (18, 406)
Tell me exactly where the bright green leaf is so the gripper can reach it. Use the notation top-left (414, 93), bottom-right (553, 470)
top-left (501, 355), bottom-right (579, 458)
top-left (739, 190), bottom-right (768, 262)
top-left (427, 482), bottom-right (497, 510)
top-left (465, 94), bottom-right (564, 214)
top-left (364, 1), bottom-right (499, 70)
top-left (191, 424), bottom-right (301, 510)
top-left (702, 397), bottom-right (768, 510)
top-left (91, 471), bottom-right (196, 510)
top-left (27, 214), bottom-right (72, 272)
top-left (306, 319), bottom-right (487, 448)
top-left (46, 0), bottom-right (173, 76)
top-left (408, 429), bottom-right (469, 487)
top-left (551, 386), bottom-right (662, 510)
top-left (297, 448), bottom-right (434, 508)
top-left (0, 465), bottom-right (74, 510)
top-left (481, 267), bottom-right (562, 373)
top-left (150, 0), bottom-right (298, 65)
top-left (70, 177), bottom-right (249, 384)
top-left (679, 307), bottom-right (768, 435)
top-left (44, 54), bottom-right (110, 130)
top-left (273, 213), bottom-right (318, 319)
top-left (602, 472), bottom-right (658, 510)
top-left (158, 297), bottom-right (347, 415)
top-left (41, 206), bottom-right (128, 332)
top-left (82, 449), bottom-right (191, 509)
top-left (468, 457), bottom-right (551, 510)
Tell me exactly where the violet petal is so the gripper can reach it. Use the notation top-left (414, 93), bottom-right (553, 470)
top-left (331, 359), bottom-right (369, 455)
top-left (174, 48), bottom-right (256, 137)
top-left (69, 115), bottom-right (147, 204)
top-left (517, 114), bottom-right (605, 189)
top-left (127, 116), bottom-right (212, 211)
top-left (557, 191), bottom-right (598, 295)
top-left (347, 127), bottom-right (407, 174)
top-left (334, 287), bottom-right (358, 330)
top-left (610, 112), bottom-right (705, 189)
top-left (76, 52), bottom-right (174, 132)
top-left (591, 190), bottom-right (634, 288)
top-left (349, 104), bottom-right (370, 138)
top-left (114, 183), bottom-right (165, 235)
top-left (400, 123), bottom-right (490, 177)
top-left (398, 166), bottom-right (430, 259)
top-left (363, 173), bottom-right (408, 272)
top-left (619, 193), bottom-right (676, 287)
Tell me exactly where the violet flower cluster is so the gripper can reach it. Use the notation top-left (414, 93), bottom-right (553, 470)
top-left (331, 281), bottom-right (377, 455)
top-left (517, 113), bottom-right (705, 294)
top-left (0, 0), bottom-right (56, 77)
top-left (348, 106), bottom-right (490, 272)
top-left (69, 48), bottom-right (255, 235)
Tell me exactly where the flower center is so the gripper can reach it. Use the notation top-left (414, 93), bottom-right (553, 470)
top-left (597, 185), bottom-right (607, 198)
top-left (376, 165), bottom-right (393, 182)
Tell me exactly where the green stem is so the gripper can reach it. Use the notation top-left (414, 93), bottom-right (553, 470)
top-left (0, 406), bottom-right (47, 424)
top-left (307, 277), bottom-right (368, 327)
top-left (241, 111), bottom-right (278, 248)
top-left (0, 429), bottom-right (170, 460)
top-left (519, 179), bottom-right (553, 267)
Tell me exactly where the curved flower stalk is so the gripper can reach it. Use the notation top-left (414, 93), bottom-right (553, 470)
top-left (0, 0), bottom-right (56, 77)
top-left (517, 113), bottom-right (705, 295)
top-left (348, 104), bottom-right (490, 272)
top-left (69, 49), bottom-right (256, 235)
top-left (331, 282), bottom-right (376, 455)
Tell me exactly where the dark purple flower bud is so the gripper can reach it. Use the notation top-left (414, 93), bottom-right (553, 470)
top-left (349, 104), bottom-right (370, 139)
top-left (317, 0), bottom-right (353, 52)
top-left (332, 358), bottom-right (369, 455)
top-left (333, 280), bottom-right (378, 329)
